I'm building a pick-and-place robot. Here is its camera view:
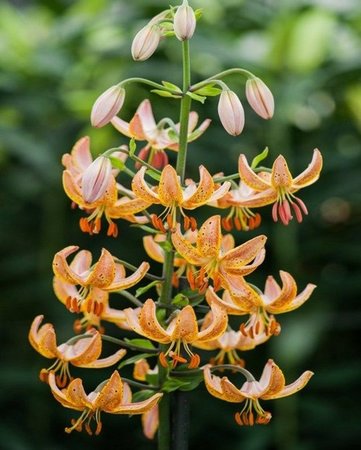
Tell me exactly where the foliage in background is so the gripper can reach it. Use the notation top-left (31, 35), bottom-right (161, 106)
top-left (0, 0), bottom-right (360, 449)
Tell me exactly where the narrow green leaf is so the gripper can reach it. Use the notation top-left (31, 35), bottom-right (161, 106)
top-left (109, 156), bottom-right (125, 170)
top-left (172, 293), bottom-right (189, 308)
top-left (136, 280), bottom-right (160, 297)
top-left (193, 86), bottom-right (222, 97)
top-left (123, 338), bottom-right (157, 350)
top-left (132, 390), bottom-right (158, 402)
top-left (151, 89), bottom-right (182, 99)
top-left (129, 138), bottom-right (136, 156)
top-left (251, 147), bottom-right (269, 169)
top-left (118, 353), bottom-right (153, 370)
top-left (186, 92), bottom-right (207, 103)
top-left (146, 168), bottom-right (161, 181)
top-left (162, 377), bottom-right (190, 393)
top-left (161, 81), bottom-right (182, 92)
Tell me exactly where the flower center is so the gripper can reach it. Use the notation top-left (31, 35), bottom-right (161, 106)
top-left (234, 398), bottom-right (272, 426)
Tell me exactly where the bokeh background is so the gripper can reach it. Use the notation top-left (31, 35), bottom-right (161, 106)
top-left (1, 0), bottom-right (360, 449)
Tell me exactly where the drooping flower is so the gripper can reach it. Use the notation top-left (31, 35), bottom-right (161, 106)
top-left (238, 149), bottom-right (323, 225)
top-left (206, 270), bottom-right (316, 337)
top-left (132, 165), bottom-right (230, 229)
top-left (218, 90), bottom-right (245, 136)
top-left (52, 246), bottom-right (149, 315)
top-left (29, 316), bottom-right (126, 387)
top-left (204, 359), bottom-right (313, 426)
top-left (62, 137), bottom-right (150, 236)
top-left (171, 215), bottom-right (266, 292)
top-left (48, 370), bottom-right (163, 435)
top-left (245, 77), bottom-right (274, 120)
top-left (111, 99), bottom-right (211, 169)
top-left (124, 299), bottom-right (228, 368)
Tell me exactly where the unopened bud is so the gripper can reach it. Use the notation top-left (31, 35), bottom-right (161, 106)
top-left (82, 156), bottom-right (112, 203)
top-left (245, 77), bottom-right (274, 119)
top-left (91, 85), bottom-right (125, 128)
top-left (131, 25), bottom-right (161, 61)
top-left (218, 90), bottom-right (245, 136)
top-left (173, 0), bottom-right (196, 41)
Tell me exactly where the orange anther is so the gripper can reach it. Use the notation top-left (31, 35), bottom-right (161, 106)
top-left (234, 217), bottom-right (241, 231)
top-left (159, 352), bottom-right (169, 368)
top-left (183, 216), bottom-right (190, 231)
top-left (190, 217), bottom-right (197, 232)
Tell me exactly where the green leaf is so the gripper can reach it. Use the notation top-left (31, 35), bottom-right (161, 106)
top-left (186, 91), bottom-right (207, 103)
top-left (132, 390), bottom-right (158, 402)
top-left (172, 293), bottom-right (189, 308)
top-left (130, 224), bottom-right (158, 234)
top-left (118, 353), bottom-right (153, 370)
top-left (146, 169), bottom-right (161, 181)
top-left (123, 338), bottom-right (157, 350)
top-left (129, 138), bottom-right (136, 156)
top-left (109, 156), bottom-right (125, 170)
top-left (194, 8), bottom-right (203, 20)
top-left (193, 85), bottom-right (222, 97)
top-left (161, 81), bottom-right (182, 93)
top-left (136, 280), bottom-right (159, 298)
top-left (162, 377), bottom-right (190, 393)
top-left (251, 147), bottom-right (269, 169)
top-left (157, 240), bottom-right (173, 252)
top-left (151, 89), bottom-right (182, 99)
top-left (162, 371), bottom-right (204, 392)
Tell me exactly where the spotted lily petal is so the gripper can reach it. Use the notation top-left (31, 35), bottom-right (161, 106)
top-left (197, 215), bottom-right (222, 258)
top-left (29, 315), bottom-right (58, 358)
top-left (106, 262), bottom-right (150, 291)
top-left (196, 302), bottom-right (228, 342)
top-left (292, 149), bottom-right (323, 188)
top-left (132, 166), bottom-right (160, 204)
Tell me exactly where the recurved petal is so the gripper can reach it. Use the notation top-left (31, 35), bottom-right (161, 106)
top-left (129, 113), bottom-right (147, 140)
top-left (132, 166), bottom-right (160, 204)
top-left (60, 332), bottom-right (102, 365)
top-left (106, 262), bottom-right (150, 291)
top-left (220, 377), bottom-right (247, 403)
top-left (170, 305), bottom-right (199, 342)
top-left (53, 246), bottom-right (83, 284)
top-left (196, 302), bottom-right (228, 342)
top-left (93, 371), bottom-right (124, 411)
top-left (231, 188), bottom-right (278, 208)
top-left (62, 171), bottom-right (88, 207)
top-left (112, 391), bottom-right (163, 415)
top-left (157, 165), bottom-right (183, 206)
top-left (292, 149), bottom-right (323, 188)
top-left (207, 181), bottom-right (231, 204)
top-left (142, 405), bottom-right (159, 440)
top-left (182, 165), bottom-right (214, 208)
top-left (171, 225), bottom-right (206, 265)
top-left (271, 155), bottom-right (293, 188)
top-left (143, 235), bottom-right (165, 263)
top-left (66, 377), bottom-right (92, 409)
top-left (107, 196), bottom-right (151, 219)
top-left (262, 368), bottom-right (313, 400)
top-left (238, 154), bottom-right (271, 191)
top-left (29, 315), bottom-right (58, 358)
top-left (48, 372), bottom-right (86, 411)
top-left (197, 215), bottom-right (222, 258)
top-left (111, 116), bottom-right (132, 138)
top-left (268, 281), bottom-right (316, 314)
top-left (68, 136), bottom-right (92, 172)
top-left (205, 286), bottom-right (250, 315)
top-left (218, 277), bottom-right (262, 311)
top-left (138, 299), bottom-right (170, 343)
top-left (221, 235), bottom-right (267, 271)
top-left (86, 248), bottom-right (116, 288)
top-left (53, 277), bottom-right (79, 305)
top-left (203, 365), bottom-right (225, 400)
top-left (262, 271), bottom-right (297, 308)
top-left (136, 99), bottom-right (157, 135)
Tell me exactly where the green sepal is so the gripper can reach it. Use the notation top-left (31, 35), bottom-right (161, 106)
top-left (194, 8), bottom-right (203, 20)
top-left (251, 147), bottom-right (269, 169)
top-left (151, 89), bottom-right (182, 99)
top-left (186, 91), bottom-right (207, 103)
top-left (123, 338), bottom-right (157, 350)
top-left (118, 352), bottom-right (154, 370)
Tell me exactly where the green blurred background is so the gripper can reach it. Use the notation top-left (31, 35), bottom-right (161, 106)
top-left (1, 0), bottom-right (360, 449)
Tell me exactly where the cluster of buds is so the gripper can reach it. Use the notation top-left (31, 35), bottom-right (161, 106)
top-left (29, 0), bottom-right (322, 442)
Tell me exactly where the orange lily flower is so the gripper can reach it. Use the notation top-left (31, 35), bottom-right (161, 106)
top-left (52, 246), bottom-right (149, 315)
top-left (171, 215), bottom-right (266, 292)
top-left (204, 359), bottom-right (313, 426)
top-left (124, 299), bottom-right (228, 368)
top-left (238, 149), bottom-right (323, 225)
top-left (206, 270), bottom-right (316, 336)
top-left (211, 181), bottom-right (262, 231)
top-left (62, 136), bottom-right (150, 237)
top-left (29, 316), bottom-right (126, 387)
top-left (132, 165), bottom-right (230, 230)
top-left (111, 99), bottom-right (211, 169)
top-left (48, 370), bottom-right (163, 435)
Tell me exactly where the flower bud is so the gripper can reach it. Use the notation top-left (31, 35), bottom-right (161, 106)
top-left (245, 77), bottom-right (274, 119)
top-left (82, 156), bottom-right (112, 203)
top-left (173, 0), bottom-right (196, 41)
top-left (91, 85), bottom-right (125, 128)
top-left (218, 90), bottom-right (245, 136)
top-left (131, 25), bottom-right (161, 61)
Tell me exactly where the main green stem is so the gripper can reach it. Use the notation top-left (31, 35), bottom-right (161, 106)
top-left (157, 39), bottom-right (192, 450)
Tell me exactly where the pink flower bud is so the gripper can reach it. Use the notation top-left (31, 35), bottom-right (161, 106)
top-left (131, 25), bottom-right (161, 61)
top-left (218, 90), bottom-right (245, 136)
top-left (82, 156), bottom-right (112, 203)
top-left (173, 0), bottom-right (196, 41)
top-left (245, 77), bottom-right (274, 120)
top-left (91, 85), bottom-right (125, 128)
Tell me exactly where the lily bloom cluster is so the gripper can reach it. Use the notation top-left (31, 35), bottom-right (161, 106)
top-left (29, 0), bottom-right (321, 441)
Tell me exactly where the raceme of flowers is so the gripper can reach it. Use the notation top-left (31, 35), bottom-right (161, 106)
top-left (29, 0), bottom-right (321, 441)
